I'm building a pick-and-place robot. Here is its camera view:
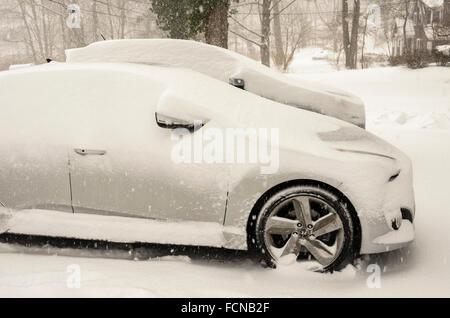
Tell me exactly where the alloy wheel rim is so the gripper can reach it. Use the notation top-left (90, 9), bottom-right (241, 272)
top-left (263, 195), bottom-right (344, 267)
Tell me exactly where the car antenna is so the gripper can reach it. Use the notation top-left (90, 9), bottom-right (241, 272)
top-left (46, 58), bottom-right (52, 63)
top-left (100, 33), bottom-right (106, 41)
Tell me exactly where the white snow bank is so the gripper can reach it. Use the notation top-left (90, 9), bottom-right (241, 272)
top-left (372, 110), bottom-right (450, 130)
top-left (288, 48), bottom-right (336, 74)
top-left (289, 66), bottom-right (450, 130)
top-left (8, 63), bottom-right (34, 70)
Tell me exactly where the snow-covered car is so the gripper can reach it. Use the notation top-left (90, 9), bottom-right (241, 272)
top-left (65, 39), bottom-right (366, 129)
top-left (312, 49), bottom-right (330, 60)
top-left (0, 61), bottom-right (414, 272)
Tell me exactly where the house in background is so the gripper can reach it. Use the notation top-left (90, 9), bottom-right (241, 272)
top-left (392, 17), bottom-right (415, 56)
top-left (393, 0), bottom-right (450, 56)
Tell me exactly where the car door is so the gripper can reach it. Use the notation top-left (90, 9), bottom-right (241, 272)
top-left (0, 70), bottom-right (72, 212)
top-left (68, 68), bottom-right (229, 223)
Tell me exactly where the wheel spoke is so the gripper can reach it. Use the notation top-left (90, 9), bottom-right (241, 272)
top-left (280, 233), bottom-right (301, 258)
top-left (313, 213), bottom-right (342, 237)
top-left (292, 197), bottom-right (312, 226)
top-left (301, 238), bottom-right (335, 266)
top-left (266, 216), bottom-right (298, 235)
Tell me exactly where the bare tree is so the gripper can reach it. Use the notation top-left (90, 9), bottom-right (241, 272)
top-left (360, 10), bottom-right (369, 68)
top-left (230, 0), bottom-right (298, 66)
top-left (1, 0), bottom-right (159, 66)
top-left (373, 0), bottom-right (404, 57)
top-left (272, 0), bottom-right (312, 70)
top-left (314, 0), bottom-right (341, 53)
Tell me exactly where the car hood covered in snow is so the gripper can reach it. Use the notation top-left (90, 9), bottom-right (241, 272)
top-left (65, 39), bottom-right (366, 128)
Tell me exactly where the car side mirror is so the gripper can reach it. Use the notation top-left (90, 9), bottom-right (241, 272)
top-left (155, 92), bottom-right (209, 131)
top-left (229, 78), bottom-right (245, 90)
top-left (155, 113), bottom-right (200, 131)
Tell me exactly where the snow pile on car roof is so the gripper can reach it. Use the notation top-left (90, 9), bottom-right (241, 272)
top-left (66, 39), bottom-right (366, 128)
top-left (66, 39), bottom-right (258, 82)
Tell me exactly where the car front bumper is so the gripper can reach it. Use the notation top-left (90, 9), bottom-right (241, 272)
top-left (357, 155), bottom-right (416, 255)
top-left (372, 220), bottom-right (414, 246)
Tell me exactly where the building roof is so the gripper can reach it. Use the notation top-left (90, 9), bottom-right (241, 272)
top-left (421, 0), bottom-right (444, 8)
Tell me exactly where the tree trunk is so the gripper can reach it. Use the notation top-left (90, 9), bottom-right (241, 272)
top-left (272, 0), bottom-right (286, 69)
top-left (205, 1), bottom-right (230, 48)
top-left (342, 0), bottom-right (360, 69)
top-left (59, 14), bottom-right (67, 57)
top-left (403, 0), bottom-right (411, 55)
top-left (361, 14), bottom-right (368, 69)
top-left (119, 0), bottom-right (126, 39)
top-left (260, 0), bottom-right (272, 66)
top-left (17, 0), bottom-right (38, 63)
top-left (106, 0), bottom-right (115, 39)
top-left (42, 11), bottom-right (50, 59)
top-left (350, 0), bottom-right (360, 68)
top-left (342, 0), bottom-right (351, 67)
top-left (92, 0), bottom-right (99, 42)
top-left (30, 1), bottom-right (45, 61)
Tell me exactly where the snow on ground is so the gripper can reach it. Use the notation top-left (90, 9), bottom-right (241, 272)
top-left (290, 64), bottom-right (450, 131)
top-left (0, 51), bottom-right (449, 297)
top-left (288, 48), bottom-right (337, 74)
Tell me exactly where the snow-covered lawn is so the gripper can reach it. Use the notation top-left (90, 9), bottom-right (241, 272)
top-left (0, 60), bottom-right (449, 297)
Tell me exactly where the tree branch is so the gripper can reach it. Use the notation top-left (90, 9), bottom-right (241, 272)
top-left (270, 0), bottom-right (297, 21)
top-left (229, 29), bottom-right (262, 47)
top-left (230, 16), bottom-right (263, 38)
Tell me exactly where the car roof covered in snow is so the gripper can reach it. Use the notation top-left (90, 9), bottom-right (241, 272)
top-left (65, 39), bottom-right (366, 128)
top-left (66, 39), bottom-right (272, 82)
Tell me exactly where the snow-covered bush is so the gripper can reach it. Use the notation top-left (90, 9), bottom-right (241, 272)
top-left (405, 52), bottom-right (429, 69)
top-left (361, 53), bottom-right (389, 68)
top-left (388, 55), bottom-right (405, 66)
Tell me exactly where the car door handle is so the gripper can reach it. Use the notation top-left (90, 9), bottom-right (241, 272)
top-left (74, 148), bottom-right (107, 156)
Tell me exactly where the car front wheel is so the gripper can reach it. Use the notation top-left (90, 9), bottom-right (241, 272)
top-left (249, 184), bottom-right (356, 272)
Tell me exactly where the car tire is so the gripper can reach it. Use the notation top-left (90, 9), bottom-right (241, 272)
top-left (247, 183), bottom-right (356, 272)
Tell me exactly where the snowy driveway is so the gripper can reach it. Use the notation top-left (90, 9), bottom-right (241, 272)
top-left (0, 65), bottom-right (449, 297)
